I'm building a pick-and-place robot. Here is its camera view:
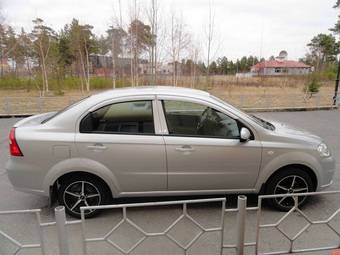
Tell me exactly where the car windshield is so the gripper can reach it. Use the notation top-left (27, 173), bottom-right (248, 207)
top-left (41, 96), bottom-right (90, 124)
top-left (210, 95), bottom-right (275, 131)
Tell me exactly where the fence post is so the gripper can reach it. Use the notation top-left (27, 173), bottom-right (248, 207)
top-left (4, 97), bottom-right (11, 115)
top-left (236, 195), bottom-right (247, 255)
top-left (37, 97), bottom-right (44, 113)
top-left (220, 199), bottom-right (226, 255)
top-left (315, 93), bottom-right (321, 108)
top-left (55, 206), bottom-right (70, 255)
top-left (239, 95), bottom-right (244, 108)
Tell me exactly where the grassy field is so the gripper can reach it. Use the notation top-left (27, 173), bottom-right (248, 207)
top-left (0, 75), bottom-right (337, 114)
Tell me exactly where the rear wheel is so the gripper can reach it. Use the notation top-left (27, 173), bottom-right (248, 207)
top-left (265, 168), bottom-right (314, 211)
top-left (57, 174), bottom-right (109, 218)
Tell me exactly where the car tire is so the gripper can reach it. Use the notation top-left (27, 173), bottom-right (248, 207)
top-left (57, 174), bottom-right (109, 218)
top-left (265, 167), bottom-right (314, 211)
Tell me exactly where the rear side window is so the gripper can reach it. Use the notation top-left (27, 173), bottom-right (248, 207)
top-left (162, 100), bottom-right (240, 139)
top-left (80, 100), bottom-right (154, 134)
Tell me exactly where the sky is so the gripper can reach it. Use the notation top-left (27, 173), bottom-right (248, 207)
top-left (1, 0), bottom-right (339, 62)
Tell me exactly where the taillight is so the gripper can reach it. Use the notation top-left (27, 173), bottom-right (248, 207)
top-left (9, 128), bottom-right (23, 157)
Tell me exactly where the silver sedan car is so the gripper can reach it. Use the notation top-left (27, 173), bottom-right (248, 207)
top-left (6, 87), bottom-right (335, 217)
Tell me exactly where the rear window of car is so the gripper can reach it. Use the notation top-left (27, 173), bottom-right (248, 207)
top-left (79, 100), bottom-right (155, 134)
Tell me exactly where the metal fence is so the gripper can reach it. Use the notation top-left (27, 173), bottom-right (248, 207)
top-left (80, 198), bottom-right (226, 255)
top-left (0, 93), bottom-right (338, 116)
top-left (0, 190), bottom-right (339, 255)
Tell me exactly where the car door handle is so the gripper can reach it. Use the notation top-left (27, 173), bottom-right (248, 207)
top-left (175, 145), bottom-right (195, 152)
top-left (87, 144), bottom-right (107, 151)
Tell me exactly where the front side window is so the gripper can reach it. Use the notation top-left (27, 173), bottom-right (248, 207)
top-left (80, 100), bottom-right (154, 134)
top-left (162, 100), bottom-right (239, 138)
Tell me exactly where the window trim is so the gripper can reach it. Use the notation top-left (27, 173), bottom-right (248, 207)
top-left (79, 99), bottom-right (156, 136)
top-left (160, 99), bottom-right (245, 140)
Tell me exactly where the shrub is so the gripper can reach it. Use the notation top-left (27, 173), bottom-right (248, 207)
top-left (306, 79), bottom-right (321, 93)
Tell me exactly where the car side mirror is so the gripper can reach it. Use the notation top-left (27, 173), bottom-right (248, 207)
top-left (240, 127), bottom-right (251, 142)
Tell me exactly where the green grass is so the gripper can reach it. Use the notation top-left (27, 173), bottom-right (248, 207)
top-left (0, 76), bottom-right (131, 91)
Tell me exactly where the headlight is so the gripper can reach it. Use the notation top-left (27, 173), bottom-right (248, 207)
top-left (317, 143), bottom-right (330, 157)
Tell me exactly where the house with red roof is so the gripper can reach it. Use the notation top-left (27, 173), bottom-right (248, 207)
top-left (251, 51), bottom-right (311, 76)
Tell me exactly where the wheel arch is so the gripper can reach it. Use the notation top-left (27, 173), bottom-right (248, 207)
top-left (262, 163), bottom-right (318, 193)
top-left (43, 158), bottom-right (120, 198)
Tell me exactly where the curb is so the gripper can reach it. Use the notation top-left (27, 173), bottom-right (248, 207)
top-left (0, 106), bottom-right (338, 118)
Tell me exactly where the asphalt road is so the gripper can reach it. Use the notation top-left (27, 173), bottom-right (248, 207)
top-left (0, 110), bottom-right (339, 255)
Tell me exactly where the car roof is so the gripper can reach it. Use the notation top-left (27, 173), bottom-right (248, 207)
top-left (90, 86), bottom-right (210, 102)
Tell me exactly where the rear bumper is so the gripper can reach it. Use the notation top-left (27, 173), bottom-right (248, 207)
top-left (6, 159), bottom-right (47, 196)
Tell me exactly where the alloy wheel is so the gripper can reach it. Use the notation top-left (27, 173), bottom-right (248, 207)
top-left (273, 175), bottom-right (309, 209)
top-left (63, 181), bottom-right (101, 216)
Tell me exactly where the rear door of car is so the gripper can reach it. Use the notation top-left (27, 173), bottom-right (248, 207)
top-left (156, 96), bottom-right (262, 191)
top-left (75, 95), bottom-right (167, 193)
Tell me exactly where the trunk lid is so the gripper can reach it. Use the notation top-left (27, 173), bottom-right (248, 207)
top-left (14, 112), bottom-right (56, 128)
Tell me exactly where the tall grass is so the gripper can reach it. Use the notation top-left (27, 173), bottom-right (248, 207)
top-left (0, 71), bottom-right (335, 93)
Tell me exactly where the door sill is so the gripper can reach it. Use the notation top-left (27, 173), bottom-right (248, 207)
top-left (118, 189), bottom-right (256, 198)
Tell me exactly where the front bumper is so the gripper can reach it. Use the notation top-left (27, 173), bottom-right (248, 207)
top-left (317, 156), bottom-right (336, 191)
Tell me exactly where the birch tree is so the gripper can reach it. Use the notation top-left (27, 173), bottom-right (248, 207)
top-left (69, 19), bottom-right (96, 92)
top-left (107, 27), bottom-right (126, 88)
top-left (109, 0), bottom-right (125, 88)
top-left (31, 18), bottom-right (55, 94)
top-left (146, 0), bottom-right (159, 85)
top-left (168, 11), bottom-right (190, 86)
top-left (205, 0), bottom-right (215, 86)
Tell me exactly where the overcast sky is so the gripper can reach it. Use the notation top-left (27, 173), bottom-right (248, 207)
top-left (1, 0), bottom-right (339, 61)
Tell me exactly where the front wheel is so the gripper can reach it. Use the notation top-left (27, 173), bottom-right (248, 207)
top-left (265, 168), bottom-right (314, 211)
top-left (57, 174), bottom-right (109, 218)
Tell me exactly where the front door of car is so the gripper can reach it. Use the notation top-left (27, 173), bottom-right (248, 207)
top-left (160, 99), bottom-right (262, 191)
top-left (75, 98), bottom-right (167, 193)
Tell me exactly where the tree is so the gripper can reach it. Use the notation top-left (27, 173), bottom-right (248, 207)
top-left (187, 42), bottom-right (200, 87)
top-left (17, 28), bottom-right (34, 79)
top-left (269, 55), bottom-right (275, 61)
top-left (216, 56), bottom-right (228, 74)
top-left (0, 24), bottom-right (23, 76)
top-left (239, 56), bottom-right (248, 72)
top-left (68, 19), bottom-right (97, 92)
top-left (30, 18), bottom-right (55, 94)
top-left (128, 19), bottom-right (154, 86)
top-left (146, 0), bottom-right (160, 85)
top-left (97, 35), bottom-right (109, 55)
top-left (0, 24), bottom-right (8, 76)
top-left (209, 61), bottom-right (218, 74)
top-left (330, 1), bottom-right (340, 36)
top-left (106, 26), bottom-right (126, 88)
top-left (307, 33), bottom-right (339, 71)
top-left (205, 0), bottom-right (216, 82)
top-left (58, 27), bottom-right (73, 76)
top-left (7, 26), bottom-right (33, 77)
top-left (168, 11), bottom-right (190, 86)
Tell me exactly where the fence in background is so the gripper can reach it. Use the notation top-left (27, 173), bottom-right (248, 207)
top-left (0, 93), bottom-right (338, 116)
top-left (0, 190), bottom-right (339, 255)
